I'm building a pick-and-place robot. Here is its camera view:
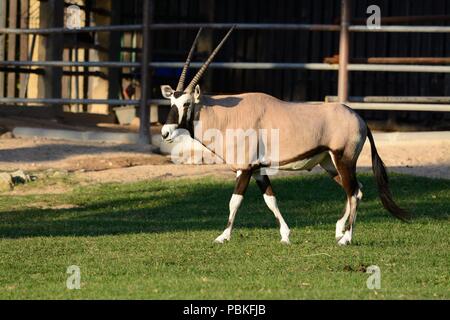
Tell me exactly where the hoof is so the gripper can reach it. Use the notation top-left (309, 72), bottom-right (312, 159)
top-left (214, 235), bottom-right (229, 244)
top-left (280, 239), bottom-right (290, 245)
top-left (337, 238), bottom-right (350, 246)
top-left (337, 230), bottom-right (352, 246)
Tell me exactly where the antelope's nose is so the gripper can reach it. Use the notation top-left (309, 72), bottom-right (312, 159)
top-left (162, 131), bottom-right (169, 139)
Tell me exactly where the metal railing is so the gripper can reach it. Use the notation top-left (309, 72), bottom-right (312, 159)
top-left (3, 60), bottom-right (450, 73)
top-left (3, 23), bottom-right (450, 34)
top-left (1, 0), bottom-right (450, 144)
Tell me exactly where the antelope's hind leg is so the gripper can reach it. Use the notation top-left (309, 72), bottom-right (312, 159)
top-left (337, 186), bottom-right (362, 246)
top-left (333, 156), bottom-right (362, 246)
top-left (320, 154), bottom-right (349, 240)
top-left (321, 153), bottom-right (363, 245)
top-left (214, 170), bottom-right (252, 244)
top-left (253, 171), bottom-right (291, 244)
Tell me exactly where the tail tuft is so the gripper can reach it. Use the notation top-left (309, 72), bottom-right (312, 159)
top-left (367, 127), bottom-right (411, 222)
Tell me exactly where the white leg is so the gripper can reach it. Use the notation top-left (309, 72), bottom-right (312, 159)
top-left (337, 188), bottom-right (362, 246)
top-left (338, 226), bottom-right (353, 246)
top-left (263, 194), bottom-right (291, 244)
top-left (214, 194), bottom-right (243, 243)
top-left (335, 200), bottom-right (350, 241)
top-left (336, 184), bottom-right (363, 243)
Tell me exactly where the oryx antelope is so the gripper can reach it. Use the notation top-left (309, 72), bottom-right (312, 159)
top-left (160, 28), bottom-right (409, 246)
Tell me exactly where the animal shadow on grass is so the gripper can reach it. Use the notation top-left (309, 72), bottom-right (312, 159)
top-left (0, 175), bottom-right (448, 239)
top-left (0, 143), bottom-right (155, 163)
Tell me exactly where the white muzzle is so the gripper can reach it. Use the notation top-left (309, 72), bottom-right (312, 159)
top-left (161, 124), bottom-right (178, 142)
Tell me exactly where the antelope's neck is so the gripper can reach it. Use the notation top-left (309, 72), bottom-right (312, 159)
top-left (192, 102), bottom-right (231, 141)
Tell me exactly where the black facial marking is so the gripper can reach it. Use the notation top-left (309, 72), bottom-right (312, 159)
top-left (186, 103), bottom-right (202, 138)
top-left (173, 91), bottom-right (183, 98)
top-left (165, 105), bottom-right (179, 124)
top-left (178, 106), bottom-right (189, 130)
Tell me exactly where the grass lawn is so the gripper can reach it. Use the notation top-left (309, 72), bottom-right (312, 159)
top-left (0, 173), bottom-right (448, 299)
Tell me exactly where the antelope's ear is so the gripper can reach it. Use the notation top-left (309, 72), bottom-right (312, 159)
top-left (160, 85), bottom-right (174, 99)
top-left (194, 85), bottom-right (201, 103)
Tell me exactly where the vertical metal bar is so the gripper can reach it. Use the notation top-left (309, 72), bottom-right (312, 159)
top-left (83, 0), bottom-right (91, 112)
top-left (139, 0), bottom-right (153, 144)
top-left (0, 0), bottom-right (7, 97)
top-left (7, 0), bottom-right (18, 98)
top-left (38, 0), bottom-right (63, 117)
top-left (338, 0), bottom-right (350, 103)
top-left (108, 0), bottom-right (121, 111)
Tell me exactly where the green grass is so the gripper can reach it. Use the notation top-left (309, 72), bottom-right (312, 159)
top-left (0, 173), bottom-right (448, 299)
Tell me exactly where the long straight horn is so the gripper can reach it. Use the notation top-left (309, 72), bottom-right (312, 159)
top-left (185, 26), bottom-right (235, 92)
top-left (176, 28), bottom-right (203, 91)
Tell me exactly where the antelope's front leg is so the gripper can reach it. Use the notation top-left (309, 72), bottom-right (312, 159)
top-left (254, 172), bottom-right (291, 244)
top-left (214, 170), bottom-right (252, 243)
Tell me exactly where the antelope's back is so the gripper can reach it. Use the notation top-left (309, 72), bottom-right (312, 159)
top-left (198, 93), bottom-right (365, 169)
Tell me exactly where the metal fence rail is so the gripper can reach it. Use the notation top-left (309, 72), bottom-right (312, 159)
top-left (0, 97), bottom-right (169, 106)
top-left (343, 103), bottom-right (450, 112)
top-left (1, 0), bottom-right (450, 144)
top-left (0, 25), bottom-right (142, 34)
top-left (3, 61), bottom-right (450, 73)
top-left (349, 25), bottom-right (450, 33)
top-left (326, 96), bottom-right (450, 103)
top-left (4, 98), bottom-right (450, 112)
top-left (3, 23), bottom-right (450, 34)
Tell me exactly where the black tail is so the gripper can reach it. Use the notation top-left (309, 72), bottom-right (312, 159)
top-left (366, 127), bottom-right (410, 222)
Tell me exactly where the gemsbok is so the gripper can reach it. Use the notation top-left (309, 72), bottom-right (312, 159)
top-left (160, 27), bottom-right (409, 246)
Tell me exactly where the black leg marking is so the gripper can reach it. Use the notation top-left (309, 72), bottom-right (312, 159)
top-left (253, 173), bottom-right (277, 225)
top-left (214, 170), bottom-right (252, 243)
top-left (254, 174), bottom-right (275, 196)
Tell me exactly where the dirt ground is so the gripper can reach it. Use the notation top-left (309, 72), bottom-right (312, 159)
top-left (0, 135), bottom-right (449, 187)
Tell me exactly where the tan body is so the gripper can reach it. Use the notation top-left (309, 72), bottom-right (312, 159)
top-left (196, 93), bottom-right (367, 172)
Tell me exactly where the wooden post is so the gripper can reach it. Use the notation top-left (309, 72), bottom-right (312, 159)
top-left (138, 0), bottom-right (153, 144)
top-left (338, 0), bottom-right (350, 103)
top-left (7, 0), bottom-right (18, 98)
top-left (19, 34), bottom-right (36, 99)
top-left (0, 0), bottom-right (6, 97)
top-left (38, 0), bottom-right (64, 117)
top-left (62, 48), bottom-right (70, 111)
